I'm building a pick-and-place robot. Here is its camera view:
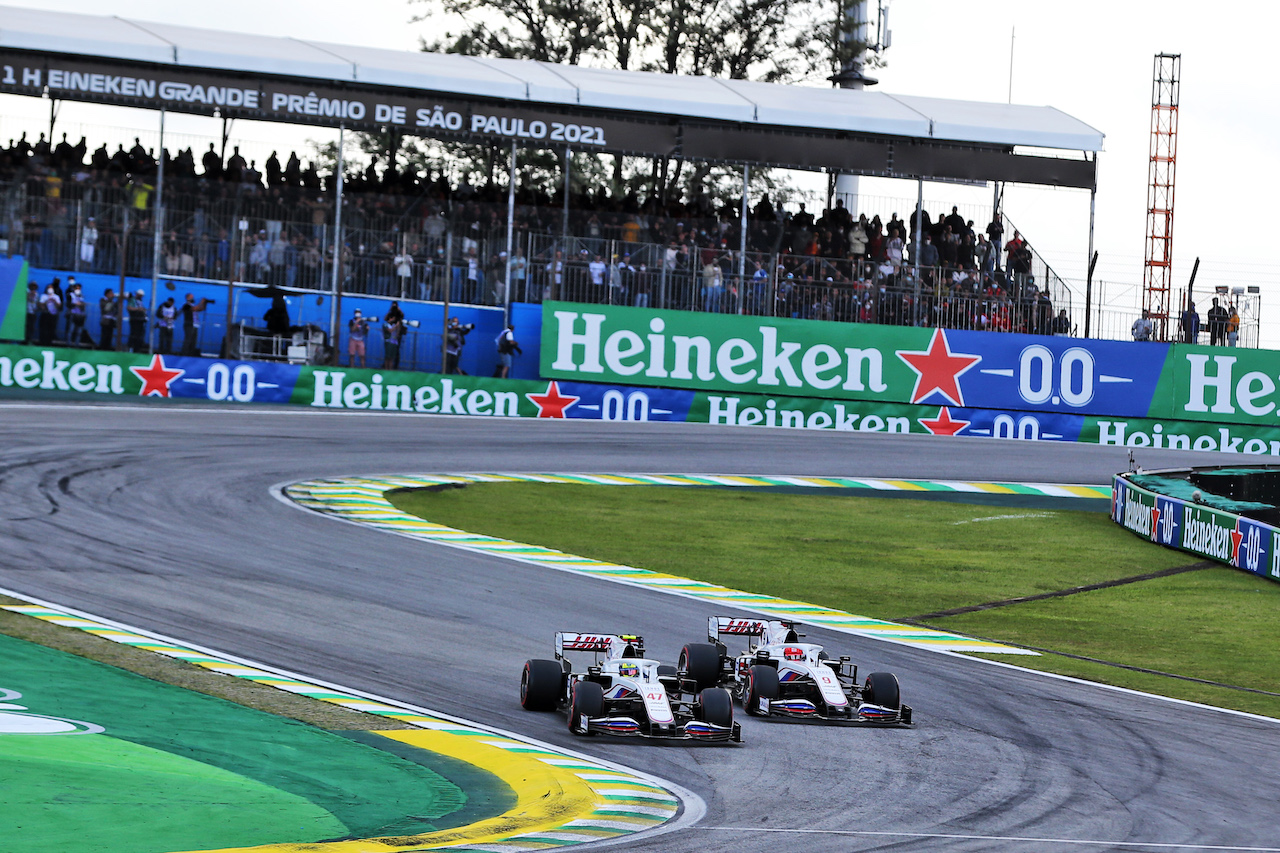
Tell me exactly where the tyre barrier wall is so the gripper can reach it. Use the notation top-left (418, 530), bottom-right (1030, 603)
top-left (1112, 468), bottom-right (1280, 584)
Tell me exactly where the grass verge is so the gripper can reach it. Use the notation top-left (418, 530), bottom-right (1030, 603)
top-left (388, 483), bottom-right (1280, 720)
top-left (0, 593), bottom-right (415, 730)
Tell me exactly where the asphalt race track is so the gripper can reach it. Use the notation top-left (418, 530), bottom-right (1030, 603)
top-left (2, 402), bottom-right (1278, 853)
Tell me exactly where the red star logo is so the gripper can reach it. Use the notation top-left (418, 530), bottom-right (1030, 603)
top-left (917, 406), bottom-right (970, 436)
top-left (1150, 507), bottom-right (1161, 541)
top-left (129, 354), bottom-right (184, 398)
top-left (525, 381), bottom-right (579, 418)
top-left (1231, 523), bottom-right (1245, 566)
top-left (897, 328), bottom-right (982, 406)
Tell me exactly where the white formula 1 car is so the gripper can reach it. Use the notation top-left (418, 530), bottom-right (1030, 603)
top-left (520, 632), bottom-right (742, 742)
top-left (678, 617), bottom-right (913, 726)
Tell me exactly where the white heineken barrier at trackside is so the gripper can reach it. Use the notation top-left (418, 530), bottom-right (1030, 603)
top-left (1112, 470), bottom-right (1280, 584)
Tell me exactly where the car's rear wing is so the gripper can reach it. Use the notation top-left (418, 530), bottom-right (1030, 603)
top-left (707, 616), bottom-right (800, 643)
top-left (555, 632), bottom-right (645, 661)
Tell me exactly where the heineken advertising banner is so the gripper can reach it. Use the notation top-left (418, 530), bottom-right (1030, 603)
top-left (1113, 475), bottom-right (1280, 583)
top-left (538, 302), bottom-right (1280, 430)
top-left (10, 343), bottom-right (1280, 460)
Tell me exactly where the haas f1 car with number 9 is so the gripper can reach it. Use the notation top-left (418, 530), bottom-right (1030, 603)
top-left (679, 617), bottom-right (913, 726)
top-left (520, 632), bottom-right (742, 742)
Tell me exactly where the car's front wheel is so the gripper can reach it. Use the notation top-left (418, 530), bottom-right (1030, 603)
top-left (863, 672), bottom-right (900, 709)
top-left (568, 680), bottom-right (605, 734)
top-left (743, 664), bottom-right (779, 716)
top-left (699, 687), bottom-right (734, 728)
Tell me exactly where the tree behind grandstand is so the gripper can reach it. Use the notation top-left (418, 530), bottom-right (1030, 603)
top-left (396, 0), bottom-right (867, 205)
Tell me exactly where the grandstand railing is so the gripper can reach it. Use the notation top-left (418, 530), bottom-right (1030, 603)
top-left (5, 173), bottom-right (1247, 349)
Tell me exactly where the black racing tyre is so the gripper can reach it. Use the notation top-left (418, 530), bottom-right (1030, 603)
top-left (743, 664), bottom-right (779, 716)
top-left (698, 687), bottom-right (734, 728)
top-left (568, 680), bottom-right (605, 734)
top-left (863, 672), bottom-right (901, 709)
top-left (521, 659), bottom-right (563, 712)
top-left (656, 664), bottom-right (678, 677)
top-left (679, 643), bottom-right (721, 691)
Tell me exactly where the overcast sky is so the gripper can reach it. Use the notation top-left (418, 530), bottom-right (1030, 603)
top-left (7, 1), bottom-right (1276, 344)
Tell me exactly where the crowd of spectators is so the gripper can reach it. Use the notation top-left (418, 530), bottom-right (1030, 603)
top-left (2, 129), bottom-right (1068, 338)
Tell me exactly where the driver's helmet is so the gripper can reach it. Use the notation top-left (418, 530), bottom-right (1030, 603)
top-left (783, 646), bottom-right (805, 661)
top-left (618, 662), bottom-right (640, 678)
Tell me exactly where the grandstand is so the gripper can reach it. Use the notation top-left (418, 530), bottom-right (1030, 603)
top-left (1, 4), bottom-right (1186, 367)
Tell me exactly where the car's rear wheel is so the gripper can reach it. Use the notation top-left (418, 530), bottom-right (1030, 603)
top-left (568, 680), bottom-right (605, 734)
top-left (679, 643), bottom-right (721, 691)
top-left (699, 687), bottom-right (734, 728)
top-left (863, 672), bottom-right (900, 709)
top-left (521, 659), bottom-right (564, 712)
top-left (743, 664), bottom-right (779, 716)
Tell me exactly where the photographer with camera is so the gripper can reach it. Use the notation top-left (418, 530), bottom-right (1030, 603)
top-left (348, 309), bottom-right (370, 368)
top-left (180, 293), bottom-right (214, 356)
top-left (383, 316), bottom-right (405, 371)
top-left (493, 323), bottom-right (521, 378)
top-left (445, 315), bottom-right (474, 375)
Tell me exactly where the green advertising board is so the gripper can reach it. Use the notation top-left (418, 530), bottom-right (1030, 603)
top-left (539, 301), bottom-right (928, 405)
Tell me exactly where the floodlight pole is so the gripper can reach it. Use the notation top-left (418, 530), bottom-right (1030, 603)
top-left (738, 164), bottom-right (748, 315)
top-left (327, 123), bottom-right (345, 364)
top-left (562, 148), bottom-right (572, 251)
top-left (1085, 164), bottom-right (1097, 338)
top-left (504, 140), bottom-right (516, 324)
top-left (913, 177), bottom-right (923, 326)
top-left (149, 107), bottom-right (165, 350)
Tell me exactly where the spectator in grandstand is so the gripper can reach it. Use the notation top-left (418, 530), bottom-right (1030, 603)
top-left (546, 249), bottom-right (565, 301)
top-left (919, 235), bottom-right (939, 269)
top-left (986, 216), bottom-right (1004, 255)
top-left (347, 309), bottom-right (368, 368)
top-left (1180, 301), bottom-right (1200, 344)
top-left (509, 248), bottom-right (528, 302)
top-left (885, 227), bottom-right (904, 273)
top-left (1051, 309), bottom-right (1071, 336)
top-left (1226, 305), bottom-right (1240, 347)
top-left (589, 253), bottom-right (609, 302)
top-left (1005, 230), bottom-right (1024, 266)
top-left (80, 217), bottom-right (98, 270)
top-left (1206, 297), bottom-right (1229, 346)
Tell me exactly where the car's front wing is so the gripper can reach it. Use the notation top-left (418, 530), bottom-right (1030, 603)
top-left (573, 713), bottom-right (743, 742)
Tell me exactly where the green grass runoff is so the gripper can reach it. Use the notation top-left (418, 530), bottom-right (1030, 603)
top-left (389, 483), bottom-right (1280, 719)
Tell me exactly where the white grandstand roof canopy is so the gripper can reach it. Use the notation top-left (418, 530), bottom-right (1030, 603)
top-left (0, 5), bottom-right (1103, 185)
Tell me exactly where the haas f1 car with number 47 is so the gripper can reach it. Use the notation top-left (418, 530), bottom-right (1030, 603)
top-left (678, 617), bottom-right (913, 726)
top-left (520, 632), bottom-right (742, 742)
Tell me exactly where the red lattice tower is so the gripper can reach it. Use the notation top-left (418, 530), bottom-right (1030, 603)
top-left (1143, 54), bottom-right (1180, 339)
